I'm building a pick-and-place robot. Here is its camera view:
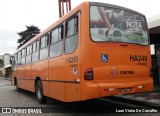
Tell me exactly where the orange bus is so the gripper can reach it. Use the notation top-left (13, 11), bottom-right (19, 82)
top-left (11, 1), bottom-right (153, 103)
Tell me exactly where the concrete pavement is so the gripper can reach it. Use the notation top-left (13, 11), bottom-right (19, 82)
top-left (114, 85), bottom-right (160, 108)
top-left (1, 77), bottom-right (160, 108)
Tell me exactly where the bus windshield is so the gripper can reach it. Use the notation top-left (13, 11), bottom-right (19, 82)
top-left (90, 6), bottom-right (148, 45)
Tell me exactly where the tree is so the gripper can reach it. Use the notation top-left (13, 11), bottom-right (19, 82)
top-left (0, 59), bottom-right (3, 68)
top-left (17, 25), bottom-right (40, 49)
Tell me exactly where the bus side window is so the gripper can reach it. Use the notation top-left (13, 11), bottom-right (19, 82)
top-left (33, 41), bottom-right (36, 52)
top-left (40, 34), bottom-right (49, 60)
top-left (32, 40), bottom-right (39, 62)
top-left (40, 35), bottom-right (48, 49)
top-left (65, 16), bottom-right (78, 54)
top-left (17, 51), bottom-right (22, 65)
top-left (75, 16), bottom-right (78, 33)
top-left (51, 28), bottom-right (59, 44)
top-left (16, 53), bottom-right (18, 66)
top-left (26, 45), bottom-right (32, 64)
top-left (21, 48), bottom-right (26, 65)
top-left (50, 26), bottom-right (63, 58)
top-left (14, 54), bottom-right (16, 67)
top-left (37, 40), bottom-right (40, 51)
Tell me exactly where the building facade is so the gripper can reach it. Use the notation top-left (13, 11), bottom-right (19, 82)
top-left (148, 14), bottom-right (160, 85)
top-left (3, 53), bottom-right (12, 78)
top-left (0, 53), bottom-right (11, 77)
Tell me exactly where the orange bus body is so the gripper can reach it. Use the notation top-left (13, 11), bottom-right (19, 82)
top-left (11, 1), bottom-right (153, 102)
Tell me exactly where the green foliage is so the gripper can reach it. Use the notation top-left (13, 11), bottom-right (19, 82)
top-left (17, 25), bottom-right (40, 49)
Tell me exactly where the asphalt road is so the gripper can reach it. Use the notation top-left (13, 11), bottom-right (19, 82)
top-left (0, 77), bottom-right (159, 116)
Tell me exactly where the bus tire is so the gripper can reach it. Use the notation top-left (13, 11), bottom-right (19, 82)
top-left (16, 87), bottom-right (21, 92)
top-left (14, 78), bottom-right (21, 92)
top-left (36, 80), bottom-right (46, 104)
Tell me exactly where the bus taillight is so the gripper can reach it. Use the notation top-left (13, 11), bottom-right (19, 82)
top-left (84, 68), bottom-right (93, 80)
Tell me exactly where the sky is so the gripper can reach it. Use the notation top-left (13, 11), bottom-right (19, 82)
top-left (0, 0), bottom-right (160, 55)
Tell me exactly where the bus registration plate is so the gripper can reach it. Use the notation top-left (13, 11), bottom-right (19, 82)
top-left (121, 88), bottom-right (130, 92)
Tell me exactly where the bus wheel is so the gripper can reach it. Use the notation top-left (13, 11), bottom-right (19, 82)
top-left (14, 78), bottom-right (21, 92)
top-left (36, 80), bottom-right (46, 104)
top-left (16, 86), bottom-right (21, 92)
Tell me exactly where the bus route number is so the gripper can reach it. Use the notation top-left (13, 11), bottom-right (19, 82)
top-left (66, 56), bottom-right (78, 64)
top-left (130, 55), bottom-right (147, 62)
